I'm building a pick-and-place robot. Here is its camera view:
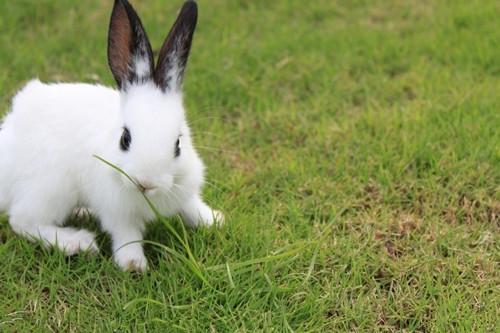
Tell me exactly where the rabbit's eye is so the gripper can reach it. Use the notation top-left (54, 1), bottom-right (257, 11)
top-left (120, 127), bottom-right (131, 151)
top-left (174, 138), bottom-right (181, 157)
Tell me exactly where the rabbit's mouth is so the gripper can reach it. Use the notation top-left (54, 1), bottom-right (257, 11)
top-left (136, 182), bottom-right (155, 194)
top-left (129, 173), bottom-right (174, 196)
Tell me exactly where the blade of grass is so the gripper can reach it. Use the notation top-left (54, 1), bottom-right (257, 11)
top-left (305, 207), bottom-right (348, 282)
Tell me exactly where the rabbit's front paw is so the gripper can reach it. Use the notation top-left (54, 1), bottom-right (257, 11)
top-left (211, 210), bottom-right (225, 226)
top-left (114, 248), bottom-right (148, 272)
top-left (200, 209), bottom-right (225, 227)
top-left (180, 196), bottom-right (224, 228)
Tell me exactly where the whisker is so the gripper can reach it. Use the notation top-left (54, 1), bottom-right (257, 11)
top-left (171, 180), bottom-right (189, 192)
top-left (190, 131), bottom-right (222, 138)
top-left (193, 145), bottom-right (237, 153)
top-left (202, 180), bottom-right (224, 193)
top-left (171, 179), bottom-right (224, 216)
top-left (187, 115), bottom-right (227, 126)
top-left (199, 191), bottom-right (221, 208)
top-left (187, 105), bottom-right (227, 116)
top-left (175, 173), bottom-right (225, 194)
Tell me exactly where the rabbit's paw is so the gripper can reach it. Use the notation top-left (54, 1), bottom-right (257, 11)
top-left (200, 209), bottom-right (224, 227)
top-left (114, 248), bottom-right (148, 272)
top-left (212, 210), bottom-right (225, 226)
top-left (181, 197), bottom-right (225, 228)
top-left (58, 229), bottom-right (99, 256)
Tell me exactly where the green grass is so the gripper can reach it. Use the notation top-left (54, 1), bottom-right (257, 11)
top-left (1, 0), bottom-right (500, 331)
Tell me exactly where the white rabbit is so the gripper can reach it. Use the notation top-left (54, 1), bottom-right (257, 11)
top-left (0, 0), bottom-right (222, 271)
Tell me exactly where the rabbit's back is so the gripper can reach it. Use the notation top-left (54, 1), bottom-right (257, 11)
top-left (0, 79), bottom-right (121, 210)
top-left (6, 79), bottom-right (119, 135)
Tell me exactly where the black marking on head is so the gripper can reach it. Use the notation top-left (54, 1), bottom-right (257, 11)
top-left (108, 0), bottom-right (154, 90)
top-left (154, 1), bottom-right (198, 93)
top-left (120, 126), bottom-right (132, 151)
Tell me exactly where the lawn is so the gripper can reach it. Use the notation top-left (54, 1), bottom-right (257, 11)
top-left (1, 0), bottom-right (499, 331)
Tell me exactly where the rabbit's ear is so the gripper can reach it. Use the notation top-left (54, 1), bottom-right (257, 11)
top-left (108, 0), bottom-right (154, 90)
top-left (153, 1), bottom-right (197, 93)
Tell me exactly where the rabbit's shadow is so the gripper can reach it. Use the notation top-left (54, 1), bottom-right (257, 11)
top-left (64, 211), bottom-right (200, 267)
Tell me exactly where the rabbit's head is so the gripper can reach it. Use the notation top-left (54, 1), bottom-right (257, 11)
top-left (107, 0), bottom-right (199, 194)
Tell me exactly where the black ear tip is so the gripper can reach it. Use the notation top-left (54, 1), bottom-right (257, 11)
top-left (115, 0), bottom-right (128, 8)
top-left (185, 0), bottom-right (197, 7)
top-left (112, 0), bottom-right (134, 18)
top-left (181, 0), bottom-right (198, 17)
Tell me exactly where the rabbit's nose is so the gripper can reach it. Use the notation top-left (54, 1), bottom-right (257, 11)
top-left (136, 180), bottom-right (156, 193)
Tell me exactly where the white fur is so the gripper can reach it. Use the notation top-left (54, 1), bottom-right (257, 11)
top-left (0, 78), bottom-right (222, 271)
top-left (133, 56), bottom-right (152, 81)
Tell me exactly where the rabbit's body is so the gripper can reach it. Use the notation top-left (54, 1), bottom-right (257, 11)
top-left (0, 80), bottom-right (204, 221)
top-left (0, 0), bottom-right (221, 271)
